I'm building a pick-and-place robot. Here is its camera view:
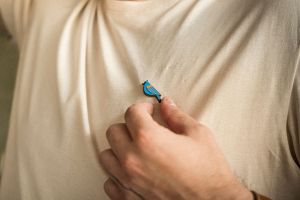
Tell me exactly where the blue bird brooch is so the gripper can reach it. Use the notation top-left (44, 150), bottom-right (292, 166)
top-left (142, 80), bottom-right (162, 103)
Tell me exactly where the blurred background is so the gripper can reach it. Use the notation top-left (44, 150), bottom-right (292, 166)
top-left (0, 17), bottom-right (19, 176)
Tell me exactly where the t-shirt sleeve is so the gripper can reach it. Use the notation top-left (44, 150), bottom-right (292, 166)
top-left (0, 0), bottom-right (33, 45)
top-left (287, 52), bottom-right (300, 169)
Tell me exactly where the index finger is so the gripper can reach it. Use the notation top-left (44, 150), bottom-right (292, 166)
top-left (124, 103), bottom-right (157, 138)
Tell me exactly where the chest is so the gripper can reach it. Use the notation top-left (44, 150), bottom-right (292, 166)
top-left (21, 0), bottom-right (298, 164)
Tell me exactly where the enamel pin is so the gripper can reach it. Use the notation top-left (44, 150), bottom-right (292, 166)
top-left (142, 80), bottom-right (162, 103)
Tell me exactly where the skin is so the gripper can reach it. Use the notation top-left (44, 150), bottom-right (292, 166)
top-left (99, 97), bottom-right (253, 200)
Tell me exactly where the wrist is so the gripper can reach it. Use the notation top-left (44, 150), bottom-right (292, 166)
top-left (251, 191), bottom-right (272, 200)
top-left (211, 180), bottom-right (253, 200)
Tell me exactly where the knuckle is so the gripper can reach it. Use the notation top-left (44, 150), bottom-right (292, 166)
top-left (106, 125), bottom-right (116, 139)
top-left (135, 128), bottom-right (151, 147)
top-left (125, 104), bottom-right (141, 120)
top-left (120, 154), bottom-right (147, 190)
top-left (99, 149), bottom-right (111, 163)
top-left (106, 124), bottom-right (122, 142)
top-left (121, 154), bottom-right (135, 171)
top-left (121, 154), bottom-right (140, 178)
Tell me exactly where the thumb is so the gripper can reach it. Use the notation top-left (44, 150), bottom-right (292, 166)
top-left (160, 97), bottom-right (197, 134)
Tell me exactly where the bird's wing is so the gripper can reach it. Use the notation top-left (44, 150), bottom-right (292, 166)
top-left (149, 86), bottom-right (161, 96)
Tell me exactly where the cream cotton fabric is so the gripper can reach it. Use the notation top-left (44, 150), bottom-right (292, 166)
top-left (0, 0), bottom-right (300, 199)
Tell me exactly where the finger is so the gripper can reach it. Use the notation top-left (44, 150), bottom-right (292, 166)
top-left (106, 123), bottom-right (132, 159)
top-left (99, 149), bottom-right (129, 185)
top-left (104, 178), bottom-right (144, 200)
top-left (160, 97), bottom-right (197, 134)
top-left (104, 178), bottom-right (123, 200)
top-left (99, 149), bottom-right (150, 198)
top-left (124, 103), bottom-right (158, 138)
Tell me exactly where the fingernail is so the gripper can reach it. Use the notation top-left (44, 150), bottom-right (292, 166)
top-left (164, 97), bottom-right (176, 107)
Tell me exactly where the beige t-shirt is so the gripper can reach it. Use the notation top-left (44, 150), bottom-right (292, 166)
top-left (0, 0), bottom-right (300, 199)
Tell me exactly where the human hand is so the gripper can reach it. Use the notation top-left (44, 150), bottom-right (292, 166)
top-left (99, 97), bottom-right (252, 200)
